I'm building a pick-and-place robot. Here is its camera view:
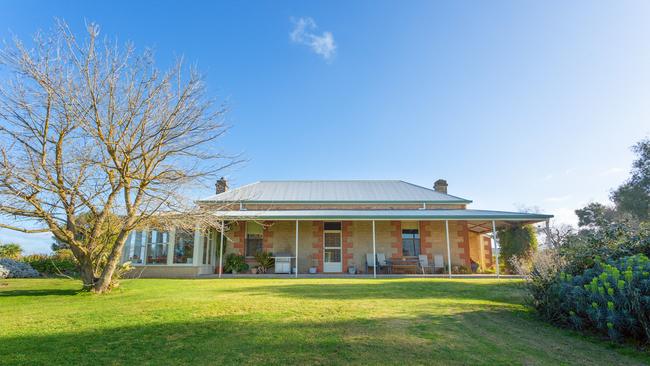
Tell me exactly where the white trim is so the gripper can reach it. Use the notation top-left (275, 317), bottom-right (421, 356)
top-left (295, 220), bottom-right (299, 278)
top-left (372, 220), bottom-right (376, 278)
top-left (218, 221), bottom-right (225, 278)
top-left (492, 220), bottom-right (500, 279)
top-left (323, 222), bottom-right (343, 273)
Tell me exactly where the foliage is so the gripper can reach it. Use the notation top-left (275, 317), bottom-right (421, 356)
top-left (224, 253), bottom-right (249, 273)
top-left (532, 254), bottom-right (650, 343)
top-left (559, 223), bottom-right (650, 275)
top-left (21, 253), bottom-right (79, 277)
top-left (612, 139), bottom-right (650, 222)
top-left (0, 258), bottom-right (39, 278)
top-left (253, 251), bottom-right (274, 274)
top-left (0, 243), bottom-right (22, 259)
top-left (575, 203), bottom-right (621, 230)
top-left (498, 225), bottom-right (538, 272)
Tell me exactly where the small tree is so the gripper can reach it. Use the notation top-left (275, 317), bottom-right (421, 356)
top-left (0, 21), bottom-right (236, 292)
top-left (0, 243), bottom-right (22, 259)
top-left (498, 224), bottom-right (538, 272)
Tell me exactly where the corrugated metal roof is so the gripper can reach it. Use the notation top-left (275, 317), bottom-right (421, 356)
top-left (209, 209), bottom-right (552, 221)
top-left (198, 180), bottom-right (471, 203)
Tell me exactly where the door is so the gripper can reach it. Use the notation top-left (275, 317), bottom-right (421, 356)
top-left (323, 223), bottom-right (342, 272)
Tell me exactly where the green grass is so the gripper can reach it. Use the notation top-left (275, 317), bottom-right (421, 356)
top-left (1, 278), bottom-right (648, 366)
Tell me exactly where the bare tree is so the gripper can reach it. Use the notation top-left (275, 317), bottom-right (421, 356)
top-left (0, 21), bottom-right (235, 292)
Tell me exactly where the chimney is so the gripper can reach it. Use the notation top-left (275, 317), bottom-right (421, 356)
top-left (434, 179), bottom-right (448, 194)
top-left (215, 177), bottom-right (228, 194)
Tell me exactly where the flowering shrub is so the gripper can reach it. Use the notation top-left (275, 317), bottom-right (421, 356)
top-left (533, 254), bottom-right (650, 342)
top-left (0, 258), bottom-right (39, 278)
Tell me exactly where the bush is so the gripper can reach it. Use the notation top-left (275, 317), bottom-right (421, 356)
top-left (254, 251), bottom-right (274, 274)
top-left (498, 225), bottom-right (538, 273)
top-left (224, 253), bottom-right (248, 274)
top-left (21, 253), bottom-right (78, 277)
top-left (530, 253), bottom-right (650, 343)
top-left (0, 243), bottom-right (23, 259)
top-left (0, 258), bottom-right (39, 278)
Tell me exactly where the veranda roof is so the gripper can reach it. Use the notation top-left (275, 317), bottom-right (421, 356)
top-left (211, 209), bottom-right (552, 222)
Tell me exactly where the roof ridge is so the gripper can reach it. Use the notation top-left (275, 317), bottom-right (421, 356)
top-left (398, 180), bottom-right (472, 202)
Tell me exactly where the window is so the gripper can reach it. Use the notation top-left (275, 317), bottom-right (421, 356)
top-left (202, 229), bottom-right (213, 265)
top-left (146, 230), bottom-right (169, 264)
top-left (123, 231), bottom-right (145, 264)
top-left (324, 222), bottom-right (341, 231)
top-left (174, 229), bottom-right (195, 264)
top-left (245, 222), bottom-right (263, 256)
top-left (402, 229), bottom-right (420, 257)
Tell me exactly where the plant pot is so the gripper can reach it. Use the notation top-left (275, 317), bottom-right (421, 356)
top-left (309, 267), bottom-right (317, 274)
top-left (232, 270), bottom-right (238, 275)
top-left (348, 266), bottom-right (356, 275)
top-left (251, 268), bottom-right (258, 274)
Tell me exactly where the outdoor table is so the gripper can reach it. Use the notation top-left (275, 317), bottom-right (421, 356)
top-left (386, 258), bottom-right (420, 274)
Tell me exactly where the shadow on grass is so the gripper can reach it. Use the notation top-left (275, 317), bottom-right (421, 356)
top-left (1, 308), bottom-right (646, 366)
top-left (220, 280), bottom-right (525, 305)
top-left (0, 288), bottom-right (81, 297)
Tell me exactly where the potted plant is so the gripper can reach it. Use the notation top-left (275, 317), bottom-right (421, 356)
top-left (224, 253), bottom-right (248, 274)
top-left (348, 265), bottom-right (356, 275)
top-left (250, 267), bottom-right (258, 274)
top-left (254, 251), bottom-right (274, 274)
top-left (309, 258), bottom-right (318, 274)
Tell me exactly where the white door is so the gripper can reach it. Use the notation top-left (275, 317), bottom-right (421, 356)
top-left (323, 230), bottom-right (342, 272)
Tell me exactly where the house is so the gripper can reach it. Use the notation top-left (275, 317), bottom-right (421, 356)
top-left (121, 179), bottom-right (552, 277)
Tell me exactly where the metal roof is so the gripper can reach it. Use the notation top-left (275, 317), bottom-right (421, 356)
top-left (198, 180), bottom-right (472, 203)
top-left (209, 209), bottom-right (552, 221)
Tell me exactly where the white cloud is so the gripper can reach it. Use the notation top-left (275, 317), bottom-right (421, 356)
top-left (290, 17), bottom-right (336, 60)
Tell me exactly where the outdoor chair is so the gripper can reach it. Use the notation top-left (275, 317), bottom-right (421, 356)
top-left (365, 253), bottom-right (378, 274)
top-left (377, 253), bottom-right (390, 274)
top-left (434, 254), bottom-right (444, 273)
top-left (418, 255), bottom-right (435, 274)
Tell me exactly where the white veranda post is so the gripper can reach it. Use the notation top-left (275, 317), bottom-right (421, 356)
top-left (295, 220), bottom-right (299, 278)
top-left (492, 220), bottom-right (500, 279)
top-left (445, 220), bottom-right (452, 278)
top-left (372, 220), bottom-right (377, 278)
top-left (218, 220), bottom-right (225, 278)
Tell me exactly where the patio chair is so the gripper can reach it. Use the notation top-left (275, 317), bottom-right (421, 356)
top-left (377, 253), bottom-right (390, 274)
top-left (418, 255), bottom-right (435, 274)
top-left (433, 254), bottom-right (444, 273)
top-left (365, 253), bottom-right (378, 274)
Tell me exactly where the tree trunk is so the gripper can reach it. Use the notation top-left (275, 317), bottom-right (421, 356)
top-left (93, 234), bottom-right (130, 293)
top-left (79, 257), bottom-right (96, 291)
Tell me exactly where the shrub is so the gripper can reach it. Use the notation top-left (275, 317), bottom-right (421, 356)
top-left (531, 253), bottom-right (650, 343)
top-left (498, 225), bottom-right (538, 273)
top-left (21, 253), bottom-right (78, 277)
top-left (0, 243), bottom-right (23, 260)
top-left (0, 258), bottom-right (39, 278)
top-left (254, 252), bottom-right (274, 274)
top-left (224, 253), bottom-right (248, 274)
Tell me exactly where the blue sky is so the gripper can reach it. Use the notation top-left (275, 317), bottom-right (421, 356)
top-left (1, 1), bottom-right (649, 253)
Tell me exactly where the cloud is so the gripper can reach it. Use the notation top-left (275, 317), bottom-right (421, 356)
top-left (290, 17), bottom-right (336, 60)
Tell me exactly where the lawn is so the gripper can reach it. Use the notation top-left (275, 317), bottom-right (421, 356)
top-left (1, 278), bottom-right (648, 365)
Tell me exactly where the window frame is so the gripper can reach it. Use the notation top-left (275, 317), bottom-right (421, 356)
top-left (401, 228), bottom-right (421, 257)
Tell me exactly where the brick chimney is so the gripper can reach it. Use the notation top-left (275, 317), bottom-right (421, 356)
top-left (434, 179), bottom-right (448, 194)
top-left (215, 177), bottom-right (228, 194)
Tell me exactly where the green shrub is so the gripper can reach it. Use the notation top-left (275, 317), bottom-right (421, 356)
top-left (531, 253), bottom-right (650, 343)
top-left (224, 253), bottom-right (249, 274)
top-left (498, 225), bottom-right (537, 273)
top-left (21, 253), bottom-right (78, 277)
top-left (254, 251), bottom-right (274, 274)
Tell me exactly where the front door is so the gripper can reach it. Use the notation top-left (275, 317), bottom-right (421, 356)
top-left (323, 223), bottom-right (342, 272)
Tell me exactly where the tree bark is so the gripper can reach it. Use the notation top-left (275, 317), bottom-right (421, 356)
top-left (78, 256), bottom-right (96, 291)
top-left (93, 233), bottom-right (130, 293)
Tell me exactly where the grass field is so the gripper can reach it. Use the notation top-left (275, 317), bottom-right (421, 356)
top-left (1, 278), bottom-right (648, 365)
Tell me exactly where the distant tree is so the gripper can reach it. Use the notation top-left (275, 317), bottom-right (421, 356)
top-left (0, 243), bottom-right (22, 259)
top-left (498, 225), bottom-right (538, 272)
top-left (575, 202), bottom-right (620, 230)
top-left (0, 21), bottom-right (235, 292)
top-left (611, 139), bottom-right (650, 222)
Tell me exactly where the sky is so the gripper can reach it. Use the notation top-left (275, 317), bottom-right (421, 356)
top-left (1, 0), bottom-right (649, 253)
